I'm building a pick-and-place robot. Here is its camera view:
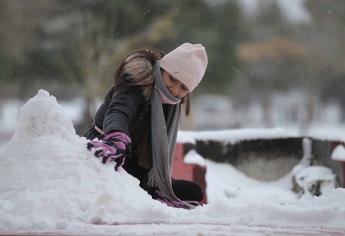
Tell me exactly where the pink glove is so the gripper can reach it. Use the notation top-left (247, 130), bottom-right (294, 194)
top-left (87, 131), bottom-right (131, 171)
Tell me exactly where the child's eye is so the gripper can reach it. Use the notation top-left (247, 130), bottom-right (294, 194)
top-left (170, 75), bottom-right (178, 83)
top-left (182, 85), bottom-right (189, 92)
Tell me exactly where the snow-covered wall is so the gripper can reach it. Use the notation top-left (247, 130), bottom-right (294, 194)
top-left (178, 130), bottom-right (345, 183)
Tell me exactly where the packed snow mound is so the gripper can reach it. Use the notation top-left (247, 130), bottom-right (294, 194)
top-left (13, 90), bottom-right (76, 140)
top-left (0, 90), bottom-right (172, 231)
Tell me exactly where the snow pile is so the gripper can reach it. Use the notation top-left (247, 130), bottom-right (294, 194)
top-left (204, 160), bottom-right (296, 204)
top-left (1, 90), bottom-right (345, 234)
top-left (294, 166), bottom-right (336, 196)
top-left (202, 159), bottom-right (345, 229)
top-left (331, 145), bottom-right (345, 161)
top-left (289, 138), bottom-right (337, 196)
top-left (0, 90), bottom-right (173, 231)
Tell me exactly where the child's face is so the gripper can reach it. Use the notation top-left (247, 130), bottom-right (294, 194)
top-left (162, 70), bottom-right (189, 99)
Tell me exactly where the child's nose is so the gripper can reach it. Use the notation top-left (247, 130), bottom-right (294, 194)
top-left (171, 86), bottom-right (183, 98)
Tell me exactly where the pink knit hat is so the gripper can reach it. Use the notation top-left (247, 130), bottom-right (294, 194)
top-left (159, 43), bottom-right (208, 92)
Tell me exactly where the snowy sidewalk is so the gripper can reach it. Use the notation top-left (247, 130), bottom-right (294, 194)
top-left (2, 224), bottom-right (344, 236)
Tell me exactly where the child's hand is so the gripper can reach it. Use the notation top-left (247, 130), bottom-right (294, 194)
top-left (87, 131), bottom-right (131, 171)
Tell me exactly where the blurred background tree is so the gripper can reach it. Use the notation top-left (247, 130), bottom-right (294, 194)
top-left (1, 0), bottom-right (345, 136)
top-left (0, 0), bottom-right (241, 133)
top-left (234, 1), bottom-right (309, 127)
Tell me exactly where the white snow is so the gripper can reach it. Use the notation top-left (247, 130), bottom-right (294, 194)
top-left (184, 150), bottom-right (206, 167)
top-left (178, 127), bottom-right (345, 144)
top-left (291, 138), bottom-right (313, 175)
top-left (307, 127), bottom-right (345, 142)
top-left (176, 131), bottom-right (196, 144)
top-left (0, 90), bottom-right (176, 231)
top-left (294, 166), bottom-right (336, 195)
top-left (1, 90), bottom-right (345, 235)
top-left (331, 145), bottom-right (345, 161)
top-left (178, 128), bottom-right (299, 144)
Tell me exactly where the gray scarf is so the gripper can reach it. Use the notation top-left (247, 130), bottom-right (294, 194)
top-left (147, 62), bottom-right (194, 209)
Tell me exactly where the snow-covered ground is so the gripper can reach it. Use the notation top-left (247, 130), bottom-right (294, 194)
top-left (0, 90), bottom-right (345, 235)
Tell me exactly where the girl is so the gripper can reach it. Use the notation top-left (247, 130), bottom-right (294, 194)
top-left (85, 43), bottom-right (208, 209)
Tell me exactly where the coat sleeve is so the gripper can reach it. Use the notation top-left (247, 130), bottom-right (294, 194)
top-left (103, 87), bottom-right (145, 136)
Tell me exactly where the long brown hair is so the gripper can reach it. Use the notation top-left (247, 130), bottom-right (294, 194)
top-left (113, 49), bottom-right (190, 115)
